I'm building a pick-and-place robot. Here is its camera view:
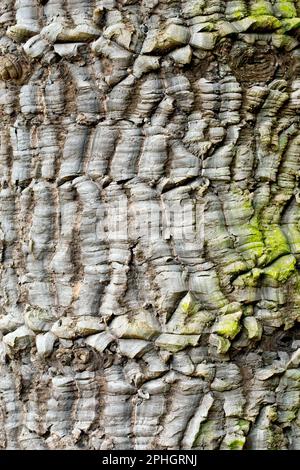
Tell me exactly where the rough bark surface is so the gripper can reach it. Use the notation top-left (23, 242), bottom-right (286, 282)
top-left (0, 0), bottom-right (300, 450)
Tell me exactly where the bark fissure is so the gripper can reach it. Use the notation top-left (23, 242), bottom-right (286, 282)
top-left (0, 0), bottom-right (299, 450)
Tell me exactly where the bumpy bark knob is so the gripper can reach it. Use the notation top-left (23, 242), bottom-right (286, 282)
top-left (0, 53), bottom-right (27, 82)
top-left (230, 43), bottom-right (277, 83)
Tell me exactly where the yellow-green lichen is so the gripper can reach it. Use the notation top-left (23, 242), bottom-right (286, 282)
top-left (276, 1), bottom-right (297, 18)
top-left (194, 420), bottom-right (219, 448)
top-left (233, 268), bottom-right (262, 288)
top-left (279, 410), bottom-right (297, 422)
top-left (250, 1), bottom-right (273, 16)
top-left (199, 22), bottom-right (216, 32)
top-left (243, 305), bottom-right (254, 317)
top-left (239, 216), bottom-right (265, 260)
top-left (248, 15), bottom-right (282, 30)
top-left (229, 9), bottom-right (247, 21)
top-left (181, 293), bottom-right (199, 316)
top-left (213, 312), bottom-right (242, 340)
top-left (261, 225), bottom-right (290, 265)
top-left (272, 32), bottom-right (299, 49)
top-left (165, 292), bottom-right (214, 335)
top-left (281, 17), bottom-right (300, 31)
top-left (238, 419), bottom-right (251, 434)
top-left (227, 437), bottom-right (246, 450)
top-left (263, 254), bottom-right (296, 283)
top-left (166, 310), bottom-right (213, 335)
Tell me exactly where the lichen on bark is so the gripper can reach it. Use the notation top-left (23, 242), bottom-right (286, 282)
top-left (0, 0), bottom-right (299, 451)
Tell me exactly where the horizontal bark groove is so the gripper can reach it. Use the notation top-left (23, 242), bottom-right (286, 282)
top-left (0, 0), bottom-right (299, 450)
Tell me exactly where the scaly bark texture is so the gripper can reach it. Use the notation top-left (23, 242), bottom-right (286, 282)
top-left (0, 0), bottom-right (300, 450)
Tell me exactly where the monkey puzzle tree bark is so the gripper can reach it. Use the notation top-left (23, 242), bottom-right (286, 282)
top-left (0, 0), bottom-right (300, 450)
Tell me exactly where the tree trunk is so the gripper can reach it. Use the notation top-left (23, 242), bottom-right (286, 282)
top-left (0, 0), bottom-right (300, 450)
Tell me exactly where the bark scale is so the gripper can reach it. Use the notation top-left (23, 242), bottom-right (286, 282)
top-left (0, 0), bottom-right (299, 450)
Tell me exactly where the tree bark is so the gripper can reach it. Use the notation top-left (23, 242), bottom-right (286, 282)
top-left (0, 0), bottom-right (300, 450)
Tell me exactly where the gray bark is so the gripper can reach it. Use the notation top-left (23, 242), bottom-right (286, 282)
top-left (0, 0), bottom-right (299, 450)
